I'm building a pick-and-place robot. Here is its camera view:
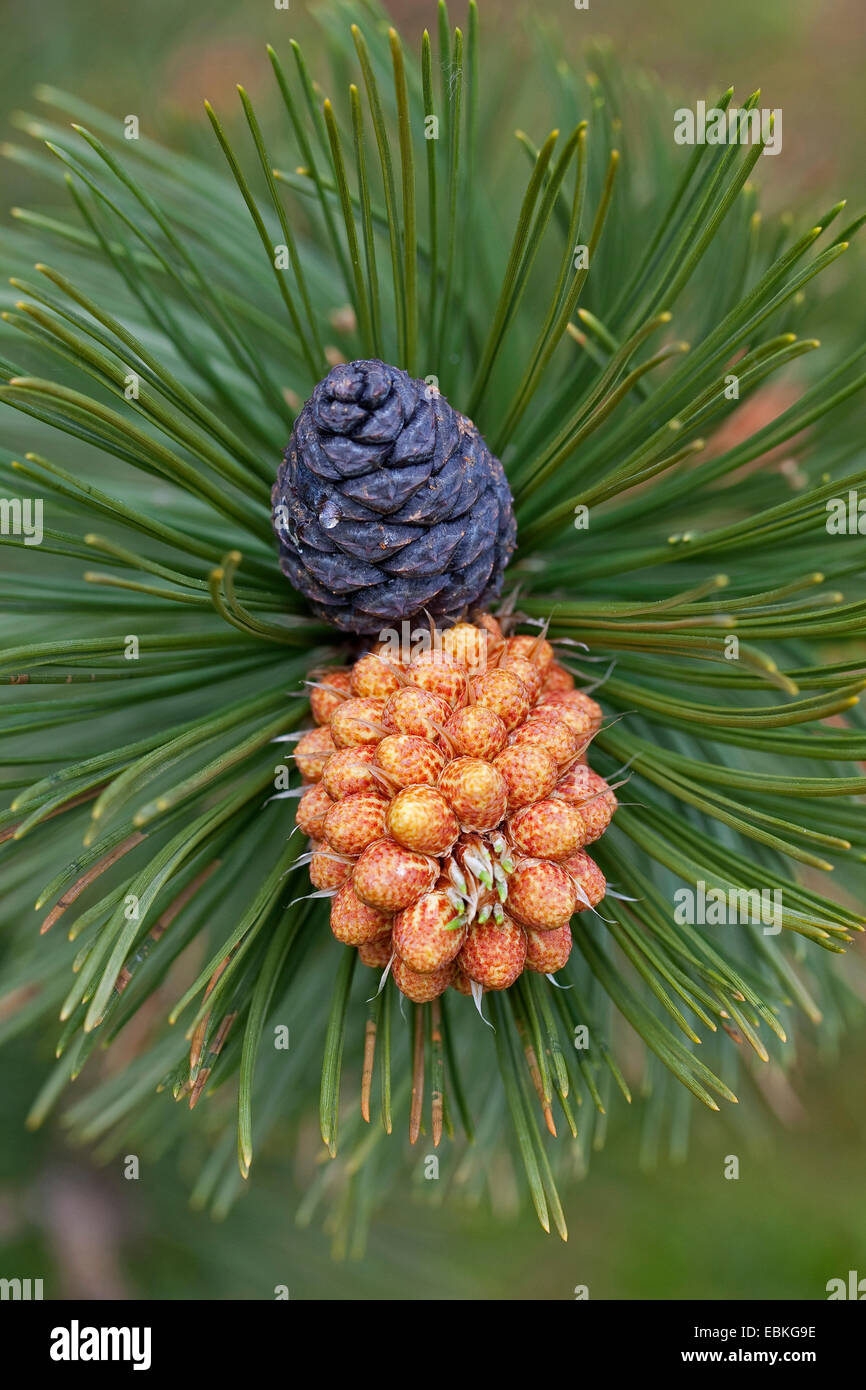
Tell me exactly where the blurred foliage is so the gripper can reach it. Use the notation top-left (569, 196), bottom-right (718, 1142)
top-left (3, 1024), bottom-right (865, 1298)
top-left (2, 0), bottom-right (864, 196)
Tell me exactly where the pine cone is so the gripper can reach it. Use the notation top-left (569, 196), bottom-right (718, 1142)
top-left (272, 360), bottom-right (516, 634)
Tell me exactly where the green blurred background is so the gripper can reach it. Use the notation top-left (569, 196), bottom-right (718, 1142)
top-left (1, 0), bottom-right (864, 1299)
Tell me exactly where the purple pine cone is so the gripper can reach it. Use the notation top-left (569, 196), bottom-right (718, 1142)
top-left (272, 360), bottom-right (517, 634)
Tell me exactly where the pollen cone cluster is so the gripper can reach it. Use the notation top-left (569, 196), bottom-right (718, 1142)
top-left (291, 617), bottom-right (617, 1002)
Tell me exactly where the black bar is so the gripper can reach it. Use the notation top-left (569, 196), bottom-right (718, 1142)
top-left (2, 1298), bottom-right (862, 1374)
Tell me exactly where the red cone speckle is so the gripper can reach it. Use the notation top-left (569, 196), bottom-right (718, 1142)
top-left (383, 685), bottom-right (452, 738)
top-left (555, 764), bottom-right (617, 842)
top-left (321, 744), bottom-right (381, 800)
top-left (393, 889), bottom-right (467, 973)
top-left (494, 743), bottom-right (558, 809)
top-left (294, 726), bottom-right (336, 781)
top-left (310, 668), bottom-right (352, 725)
top-left (350, 653), bottom-right (403, 700)
top-left (376, 733), bottom-right (447, 788)
top-left (500, 653), bottom-right (543, 702)
top-left (323, 791), bottom-right (388, 856)
top-left (542, 663), bottom-right (575, 694)
top-left (309, 842), bottom-right (353, 891)
top-left (459, 915), bottom-right (527, 990)
top-left (525, 924), bottom-right (573, 973)
top-left (441, 704), bottom-right (508, 760)
top-left (295, 782), bottom-right (334, 839)
top-left (506, 859), bottom-right (578, 930)
top-left (386, 785), bottom-right (460, 855)
top-left (472, 668), bottom-right (530, 731)
top-left (503, 634), bottom-right (554, 670)
top-left (330, 695), bottom-right (387, 747)
top-left (358, 933), bottom-right (394, 968)
top-left (331, 881), bottom-right (392, 945)
top-left (510, 710), bottom-right (579, 766)
top-left (353, 838), bottom-right (439, 911)
top-left (407, 650), bottom-right (468, 706)
top-left (562, 848), bottom-right (607, 909)
top-left (438, 756), bottom-right (508, 831)
top-left (291, 616), bottom-right (611, 997)
top-left (391, 955), bottom-right (455, 1001)
top-left (508, 798), bottom-right (586, 860)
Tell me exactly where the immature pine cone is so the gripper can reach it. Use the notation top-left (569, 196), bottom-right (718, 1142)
top-left (272, 361), bottom-right (516, 633)
top-left (290, 617), bottom-right (618, 1001)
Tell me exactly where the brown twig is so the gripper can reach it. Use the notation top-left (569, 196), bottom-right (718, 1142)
top-left (40, 830), bottom-right (146, 934)
top-left (361, 1015), bottom-right (377, 1123)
